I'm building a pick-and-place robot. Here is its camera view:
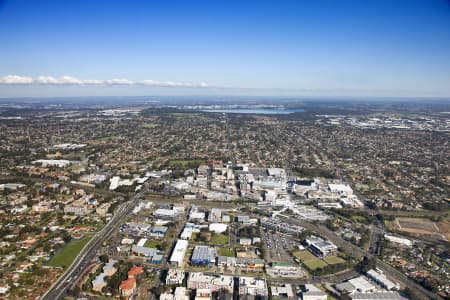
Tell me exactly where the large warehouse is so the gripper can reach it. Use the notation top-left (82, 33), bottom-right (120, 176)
top-left (169, 240), bottom-right (189, 266)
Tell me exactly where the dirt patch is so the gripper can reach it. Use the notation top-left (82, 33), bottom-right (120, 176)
top-left (393, 218), bottom-right (447, 241)
top-left (437, 220), bottom-right (450, 241)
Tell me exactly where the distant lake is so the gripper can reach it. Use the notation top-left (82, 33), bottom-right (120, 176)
top-left (202, 108), bottom-right (305, 114)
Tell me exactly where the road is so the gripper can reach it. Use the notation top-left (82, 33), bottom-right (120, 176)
top-left (224, 113), bottom-right (241, 196)
top-left (41, 186), bottom-right (148, 300)
top-left (277, 215), bottom-right (443, 300)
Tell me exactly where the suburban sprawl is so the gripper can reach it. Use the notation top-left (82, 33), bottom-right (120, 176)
top-left (0, 98), bottom-right (448, 300)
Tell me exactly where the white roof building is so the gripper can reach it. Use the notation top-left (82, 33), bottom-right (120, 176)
top-left (384, 235), bottom-right (413, 247)
top-left (350, 291), bottom-right (407, 300)
top-left (180, 226), bottom-right (193, 240)
top-left (366, 269), bottom-right (398, 290)
top-left (170, 239), bottom-right (189, 266)
top-left (302, 284), bottom-right (327, 300)
top-left (328, 183), bottom-right (353, 195)
top-left (209, 223), bottom-right (227, 233)
top-left (348, 276), bottom-right (376, 293)
top-left (238, 277), bottom-right (268, 296)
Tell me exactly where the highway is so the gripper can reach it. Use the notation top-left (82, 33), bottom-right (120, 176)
top-left (41, 187), bottom-right (148, 300)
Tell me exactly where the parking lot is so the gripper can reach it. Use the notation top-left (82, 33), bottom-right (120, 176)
top-left (263, 230), bottom-right (300, 263)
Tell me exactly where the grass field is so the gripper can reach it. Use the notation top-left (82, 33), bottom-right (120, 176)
top-left (93, 135), bottom-right (115, 142)
top-left (303, 259), bottom-right (328, 270)
top-left (351, 215), bottom-right (368, 223)
top-left (323, 256), bottom-right (346, 265)
top-left (142, 123), bottom-right (159, 129)
top-left (144, 240), bottom-right (162, 248)
top-left (293, 250), bottom-right (316, 261)
top-left (293, 250), bottom-right (345, 271)
top-left (218, 248), bottom-right (235, 257)
top-left (46, 236), bottom-right (92, 268)
top-left (210, 233), bottom-right (229, 245)
top-left (169, 113), bottom-right (206, 119)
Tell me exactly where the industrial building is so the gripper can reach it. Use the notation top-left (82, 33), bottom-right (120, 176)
top-left (191, 246), bottom-right (217, 265)
top-left (170, 240), bottom-right (189, 266)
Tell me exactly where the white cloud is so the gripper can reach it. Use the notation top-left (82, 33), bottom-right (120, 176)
top-left (0, 74), bottom-right (208, 88)
top-left (105, 78), bottom-right (134, 85)
top-left (0, 75), bottom-right (34, 84)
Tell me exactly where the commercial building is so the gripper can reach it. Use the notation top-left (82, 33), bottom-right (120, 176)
top-left (366, 269), bottom-right (398, 290)
top-left (191, 246), bottom-right (217, 265)
top-left (305, 236), bottom-right (337, 257)
top-left (209, 223), bottom-right (227, 233)
top-left (301, 284), bottom-right (327, 300)
top-left (349, 292), bottom-right (407, 300)
top-left (170, 240), bottom-right (189, 266)
top-left (160, 287), bottom-right (190, 300)
top-left (238, 276), bottom-right (268, 297)
top-left (131, 245), bottom-right (159, 258)
top-left (208, 208), bottom-right (222, 222)
top-left (166, 269), bottom-right (185, 285)
top-left (154, 208), bottom-right (178, 219)
top-left (187, 272), bottom-right (234, 292)
top-left (180, 226), bottom-right (193, 240)
top-left (271, 284), bottom-right (295, 299)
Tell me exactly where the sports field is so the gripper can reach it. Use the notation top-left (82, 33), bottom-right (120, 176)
top-left (293, 250), bottom-right (346, 271)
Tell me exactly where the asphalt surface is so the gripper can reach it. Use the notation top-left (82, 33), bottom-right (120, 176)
top-left (41, 187), bottom-right (148, 300)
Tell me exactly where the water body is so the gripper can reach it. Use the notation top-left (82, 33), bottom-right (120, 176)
top-left (202, 108), bottom-right (305, 114)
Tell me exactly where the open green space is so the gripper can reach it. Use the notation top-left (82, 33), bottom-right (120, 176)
top-left (303, 259), bottom-right (328, 270)
top-left (169, 112), bottom-right (206, 119)
top-left (144, 239), bottom-right (163, 248)
top-left (351, 215), bottom-right (368, 223)
top-left (210, 233), bottom-right (229, 244)
top-left (293, 250), bottom-right (346, 271)
top-left (142, 123), bottom-right (159, 129)
top-left (46, 235), bottom-right (92, 268)
top-left (218, 248), bottom-right (235, 257)
top-left (293, 250), bottom-right (316, 261)
top-left (323, 255), bottom-right (346, 265)
top-left (94, 135), bottom-right (115, 141)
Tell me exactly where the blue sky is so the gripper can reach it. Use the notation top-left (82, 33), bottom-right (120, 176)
top-left (0, 0), bottom-right (449, 97)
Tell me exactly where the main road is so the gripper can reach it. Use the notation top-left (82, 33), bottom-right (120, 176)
top-left (41, 186), bottom-right (148, 300)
